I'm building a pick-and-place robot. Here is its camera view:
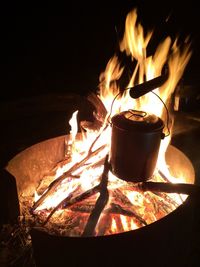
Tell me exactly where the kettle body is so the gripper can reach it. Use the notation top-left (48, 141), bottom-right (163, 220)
top-left (110, 110), bottom-right (164, 182)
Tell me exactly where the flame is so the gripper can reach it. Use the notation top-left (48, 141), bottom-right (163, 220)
top-left (69, 110), bottom-right (79, 141)
top-left (32, 9), bottom-right (192, 236)
top-left (111, 217), bottom-right (117, 233)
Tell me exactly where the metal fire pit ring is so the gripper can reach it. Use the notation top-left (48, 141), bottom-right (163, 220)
top-left (7, 135), bottom-right (195, 267)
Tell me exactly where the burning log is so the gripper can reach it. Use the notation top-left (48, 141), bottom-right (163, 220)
top-left (96, 213), bottom-right (112, 236)
top-left (158, 170), bottom-right (171, 183)
top-left (80, 93), bottom-right (108, 132)
top-left (87, 92), bottom-right (107, 123)
top-left (82, 155), bottom-right (110, 236)
top-left (139, 182), bottom-right (200, 196)
top-left (70, 202), bottom-right (146, 220)
top-left (152, 192), bottom-right (179, 208)
top-left (111, 189), bottom-right (147, 226)
top-left (85, 157), bottom-right (106, 170)
top-left (70, 203), bottom-right (95, 213)
top-left (80, 120), bottom-right (103, 132)
top-left (32, 144), bottom-right (107, 211)
top-left (109, 203), bottom-right (147, 226)
top-left (113, 215), bottom-right (124, 233)
top-left (147, 192), bottom-right (174, 213)
top-left (50, 156), bottom-right (72, 174)
top-left (112, 188), bottom-right (136, 207)
top-left (107, 203), bottom-right (138, 216)
top-left (42, 185), bottom-right (100, 226)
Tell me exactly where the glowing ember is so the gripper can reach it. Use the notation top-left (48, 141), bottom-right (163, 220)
top-left (20, 9), bottom-right (192, 236)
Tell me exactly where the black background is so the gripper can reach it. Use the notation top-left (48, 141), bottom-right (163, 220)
top-left (1, 0), bottom-right (200, 101)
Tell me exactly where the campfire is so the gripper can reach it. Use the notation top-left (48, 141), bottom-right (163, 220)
top-left (8, 9), bottom-right (193, 238)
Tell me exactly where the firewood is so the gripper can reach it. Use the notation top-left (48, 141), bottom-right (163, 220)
top-left (114, 215), bottom-right (124, 233)
top-left (87, 92), bottom-right (107, 123)
top-left (152, 191), bottom-right (179, 208)
top-left (82, 155), bottom-right (110, 236)
top-left (70, 203), bottom-right (95, 213)
top-left (80, 92), bottom-right (108, 141)
top-left (107, 203), bottom-right (147, 226)
top-left (112, 188), bottom-right (136, 207)
top-left (143, 191), bottom-right (176, 218)
top-left (111, 190), bottom-right (147, 226)
top-left (70, 202), bottom-right (141, 218)
top-left (139, 181), bottom-right (200, 196)
top-left (51, 156), bottom-right (72, 173)
top-left (80, 120), bottom-right (103, 132)
top-left (96, 213), bottom-right (111, 236)
top-left (32, 144), bottom-right (107, 211)
top-left (42, 185), bottom-right (100, 226)
top-left (64, 201), bottom-right (147, 228)
top-left (158, 170), bottom-right (171, 183)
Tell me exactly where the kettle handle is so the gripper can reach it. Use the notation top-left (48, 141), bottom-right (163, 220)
top-left (161, 132), bottom-right (166, 139)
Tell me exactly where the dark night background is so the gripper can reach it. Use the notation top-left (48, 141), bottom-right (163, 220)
top-left (1, 1), bottom-right (200, 100)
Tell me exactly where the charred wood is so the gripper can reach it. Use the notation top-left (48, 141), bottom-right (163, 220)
top-left (80, 120), bottom-right (103, 132)
top-left (32, 144), bottom-right (107, 211)
top-left (111, 190), bottom-right (147, 226)
top-left (96, 213), bottom-right (111, 236)
top-left (158, 170), bottom-right (171, 183)
top-left (112, 189), bottom-right (134, 207)
top-left (80, 93), bottom-right (108, 133)
top-left (139, 181), bottom-right (200, 196)
top-left (87, 92), bottom-right (107, 123)
top-left (66, 202), bottom-right (147, 227)
top-left (152, 191), bottom-right (179, 208)
top-left (108, 203), bottom-right (147, 226)
top-left (82, 155), bottom-right (110, 236)
top-left (42, 185), bottom-right (100, 226)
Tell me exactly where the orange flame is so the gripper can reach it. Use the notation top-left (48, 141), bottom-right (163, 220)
top-left (33, 9), bottom-right (192, 235)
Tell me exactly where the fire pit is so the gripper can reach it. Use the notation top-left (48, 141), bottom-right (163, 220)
top-left (4, 8), bottom-right (197, 267)
top-left (7, 135), bottom-right (195, 266)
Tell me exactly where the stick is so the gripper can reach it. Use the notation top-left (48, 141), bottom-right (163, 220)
top-left (82, 155), bottom-right (110, 236)
top-left (96, 213), bottom-right (111, 236)
top-left (32, 144), bottom-right (107, 211)
top-left (158, 170), bottom-right (186, 203)
top-left (158, 170), bottom-right (171, 183)
top-left (42, 185), bottom-right (100, 226)
top-left (139, 182), bottom-right (200, 196)
top-left (87, 92), bottom-right (108, 122)
top-left (152, 191), bottom-right (179, 208)
top-left (87, 124), bottom-right (108, 154)
top-left (64, 201), bottom-right (147, 228)
top-left (108, 203), bottom-right (147, 226)
top-left (111, 189), bottom-right (147, 226)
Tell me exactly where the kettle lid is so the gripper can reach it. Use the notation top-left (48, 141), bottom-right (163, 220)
top-left (111, 110), bottom-right (164, 132)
